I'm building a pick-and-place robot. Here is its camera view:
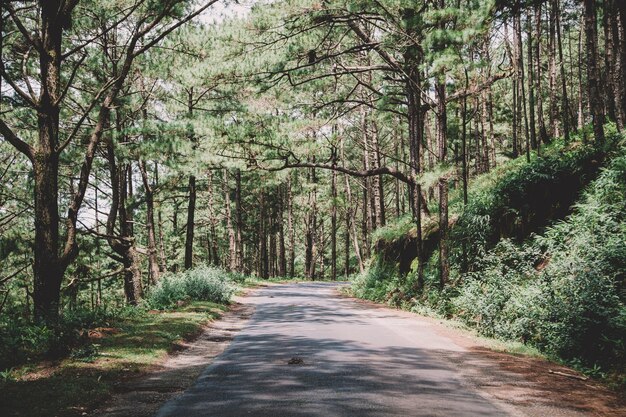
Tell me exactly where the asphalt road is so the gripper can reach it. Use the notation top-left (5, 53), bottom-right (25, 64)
top-left (155, 282), bottom-right (508, 417)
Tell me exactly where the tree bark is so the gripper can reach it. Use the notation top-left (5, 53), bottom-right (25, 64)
top-left (438, 177), bottom-right (449, 289)
top-left (139, 160), bottom-right (160, 284)
top-left (331, 169), bottom-right (337, 280)
top-left (535, 4), bottom-right (548, 144)
top-left (223, 170), bottom-right (237, 271)
top-left (549, 0), bottom-right (559, 138)
top-left (584, 0), bottom-right (606, 142)
top-left (184, 175), bottom-right (196, 270)
top-left (527, 10), bottom-right (537, 150)
top-left (235, 169), bottom-right (244, 272)
top-left (555, 0), bottom-right (571, 141)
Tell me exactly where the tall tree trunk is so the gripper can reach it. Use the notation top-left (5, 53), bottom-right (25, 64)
top-left (437, 87), bottom-right (447, 163)
top-left (555, 0), bottom-right (571, 141)
top-left (535, 4), bottom-right (548, 144)
top-left (235, 169), bottom-right (244, 272)
top-left (610, 0), bottom-right (625, 130)
top-left (278, 184), bottom-right (287, 277)
top-left (184, 175), bottom-right (196, 270)
top-left (516, 11), bottom-right (531, 161)
top-left (139, 160), bottom-right (160, 284)
top-left (507, 20), bottom-right (520, 157)
top-left (269, 215), bottom-right (277, 278)
top-left (305, 165), bottom-right (317, 279)
top-left (603, 0), bottom-right (616, 123)
top-left (259, 191), bottom-right (268, 279)
top-left (155, 164), bottom-right (167, 273)
top-left (462, 69), bottom-right (469, 205)
top-left (30, 2), bottom-right (64, 324)
top-left (372, 122), bottom-right (386, 227)
top-left (527, 11), bottom-right (537, 150)
top-left (341, 140), bottom-right (364, 274)
top-left (331, 169), bottom-right (338, 280)
top-left (549, 0), bottom-right (559, 138)
top-left (578, 20), bottom-right (586, 132)
top-left (618, 2), bottom-right (626, 126)
top-left (287, 173), bottom-right (296, 277)
top-left (223, 170), bottom-right (237, 271)
top-left (438, 177), bottom-right (449, 289)
top-left (584, 0), bottom-right (606, 142)
top-left (344, 212), bottom-right (351, 277)
top-left (406, 73), bottom-right (425, 291)
top-left (105, 125), bottom-right (142, 305)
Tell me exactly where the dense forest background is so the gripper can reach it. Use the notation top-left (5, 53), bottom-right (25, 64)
top-left (0, 0), bottom-right (625, 383)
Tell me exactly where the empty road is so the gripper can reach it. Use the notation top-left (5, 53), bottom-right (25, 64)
top-left (155, 282), bottom-right (516, 416)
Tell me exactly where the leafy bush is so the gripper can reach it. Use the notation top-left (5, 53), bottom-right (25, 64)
top-left (453, 240), bottom-right (544, 340)
top-left (0, 306), bottom-right (126, 370)
top-left (351, 254), bottom-right (418, 306)
top-left (454, 153), bottom-right (626, 371)
top-left (452, 134), bottom-right (615, 271)
top-left (354, 128), bottom-right (626, 375)
top-left (145, 265), bottom-right (237, 309)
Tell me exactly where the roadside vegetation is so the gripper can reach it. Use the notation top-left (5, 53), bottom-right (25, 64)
top-left (352, 126), bottom-right (626, 385)
top-left (0, 266), bottom-right (237, 417)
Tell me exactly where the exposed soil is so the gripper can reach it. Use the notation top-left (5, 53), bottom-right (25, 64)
top-left (346, 294), bottom-right (626, 417)
top-left (91, 285), bottom-right (624, 417)
top-left (90, 293), bottom-right (256, 417)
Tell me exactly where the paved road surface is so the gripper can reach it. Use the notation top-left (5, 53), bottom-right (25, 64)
top-left (155, 282), bottom-right (508, 417)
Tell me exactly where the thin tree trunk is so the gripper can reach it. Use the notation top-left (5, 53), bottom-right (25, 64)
top-left (287, 173), bottom-right (296, 277)
top-left (278, 184), bottom-right (287, 277)
top-left (549, 1), bottom-right (559, 138)
top-left (555, 0), bottom-right (571, 141)
top-left (139, 160), bottom-right (160, 284)
top-left (223, 170), bottom-right (237, 271)
top-left (439, 177), bottom-right (449, 289)
top-left (584, 0), bottom-right (606, 142)
top-left (516, 11), bottom-right (531, 161)
top-left (235, 169), bottom-right (244, 272)
top-left (331, 169), bottom-right (337, 280)
top-left (341, 140), bottom-right (364, 273)
top-left (535, 4), bottom-right (548, 144)
top-left (618, 2), bottom-right (626, 125)
top-left (527, 10), bottom-right (537, 150)
top-left (184, 175), bottom-right (196, 270)
top-left (578, 19), bottom-right (586, 132)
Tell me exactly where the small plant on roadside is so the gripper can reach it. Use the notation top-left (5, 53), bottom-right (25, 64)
top-left (145, 265), bottom-right (237, 309)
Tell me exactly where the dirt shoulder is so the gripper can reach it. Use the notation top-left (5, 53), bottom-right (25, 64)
top-left (345, 293), bottom-right (626, 417)
top-left (91, 294), bottom-right (255, 417)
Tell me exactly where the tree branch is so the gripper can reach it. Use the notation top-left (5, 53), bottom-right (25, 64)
top-left (0, 118), bottom-right (34, 161)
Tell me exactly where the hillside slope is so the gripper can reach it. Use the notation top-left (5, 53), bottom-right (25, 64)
top-left (352, 126), bottom-right (626, 381)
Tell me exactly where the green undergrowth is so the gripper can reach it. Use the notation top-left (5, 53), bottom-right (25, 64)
top-left (0, 301), bottom-right (226, 417)
top-left (352, 125), bottom-right (626, 385)
top-left (242, 276), bottom-right (347, 288)
top-left (145, 264), bottom-right (241, 309)
top-left (0, 265), bottom-right (240, 417)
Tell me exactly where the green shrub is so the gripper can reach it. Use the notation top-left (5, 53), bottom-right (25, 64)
top-left (145, 265), bottom-right (237, 309)
top-left (452, 135), bottom-right (614, 271)
top-left (355, 128), bottom-right (626, 375)
top-left (0, 306), bottom-right (126, 370)
top-left (455, 152), bottom-right (626, 371)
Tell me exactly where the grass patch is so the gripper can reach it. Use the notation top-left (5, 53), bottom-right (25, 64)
top-left (0, 301), bottom-right (226, 417)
